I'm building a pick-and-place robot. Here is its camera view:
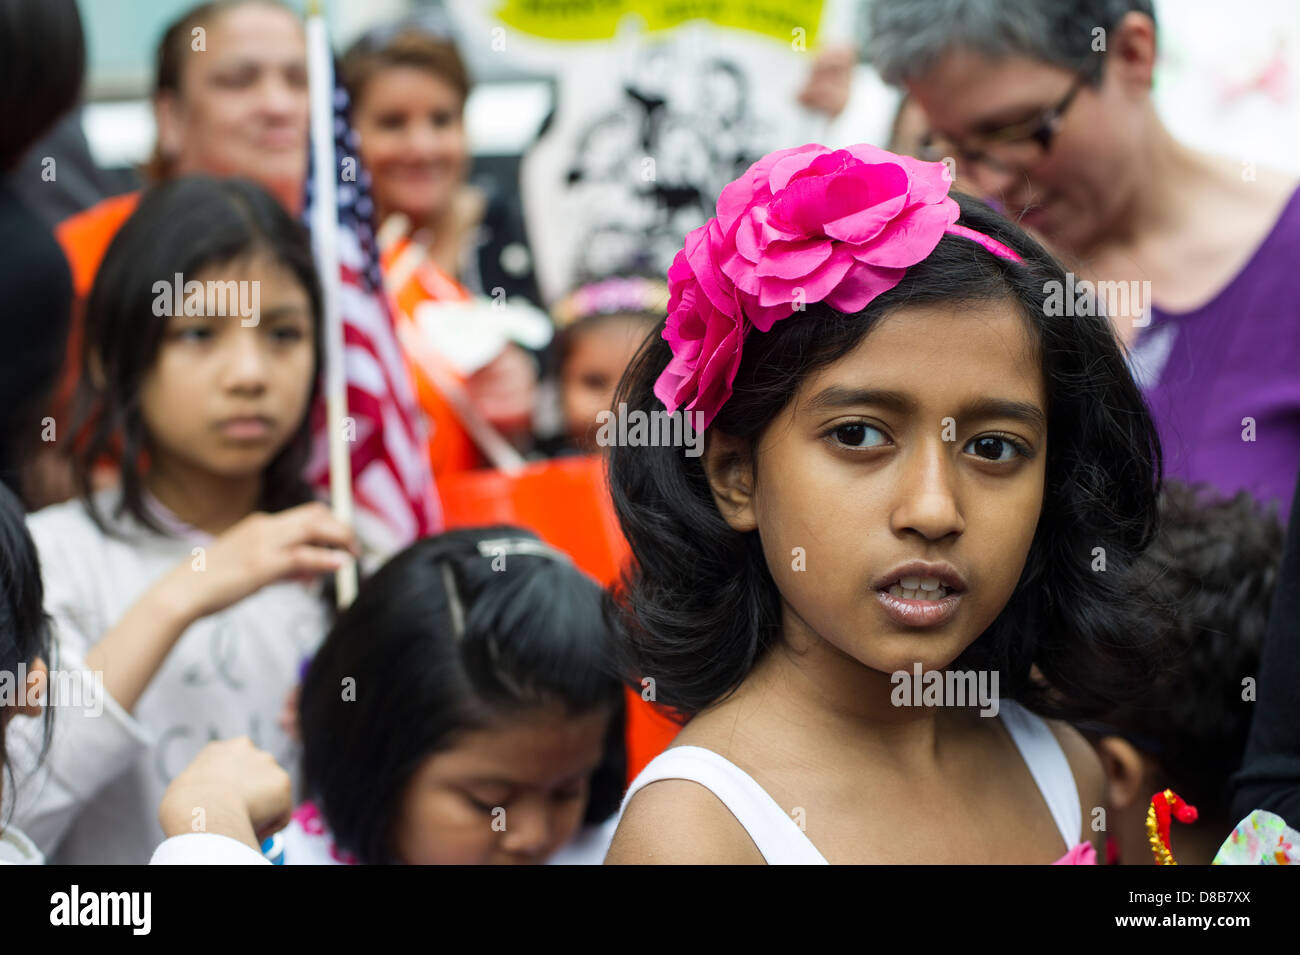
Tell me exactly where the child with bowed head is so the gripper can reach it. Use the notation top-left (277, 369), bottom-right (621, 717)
top-left (606, 143), bottom-right (1164, 864)
top-left (288, 526), bottom-right (625, 864)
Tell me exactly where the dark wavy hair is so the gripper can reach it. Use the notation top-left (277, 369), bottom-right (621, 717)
top-left (1092, 481), bottom-right (1282, 822)
top-left (299, 526), bottom-right (626, 865)
top-left (608, 192), bottom-right (1164, 722)
top-left (74, 175), bottom-right (323, 535)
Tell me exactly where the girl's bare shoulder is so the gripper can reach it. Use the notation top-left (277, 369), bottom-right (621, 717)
top-left (604, 775), bottom-right (766, 865)
top-left (1043, 718), bottom-right (1107, 844)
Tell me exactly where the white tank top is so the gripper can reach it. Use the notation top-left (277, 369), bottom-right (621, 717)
top-left (617, 699), bottom-right (1082, 864)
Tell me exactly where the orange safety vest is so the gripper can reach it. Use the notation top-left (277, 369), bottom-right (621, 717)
top-left (380, 235), bottom-right (486, 479)
top-left (51, 193), bottom-right (142, 423)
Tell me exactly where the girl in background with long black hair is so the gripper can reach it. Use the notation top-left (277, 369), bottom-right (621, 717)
top-left (6, 175), bottom-right (356, 864)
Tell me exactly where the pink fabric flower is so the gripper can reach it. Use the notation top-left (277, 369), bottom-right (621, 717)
top-left (655, 143), bottom-right (962, 428)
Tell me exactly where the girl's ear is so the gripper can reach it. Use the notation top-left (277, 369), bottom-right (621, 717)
top-left (1094, 735), bottom-right (1150, 811)
top-left (702, 430), bottom-right (757, 532)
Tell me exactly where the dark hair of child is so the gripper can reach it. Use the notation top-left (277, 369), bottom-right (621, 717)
top-left (298, 526), bottom-right (626, 864)
top-left (1088, 481), bottom-right (1283, 823)
top-left (74, 175), bottom-right (323, 535)
top-left (607, 192), bottom-right (1166, 722)
top-left (0, 481), bottom-right (52, 810)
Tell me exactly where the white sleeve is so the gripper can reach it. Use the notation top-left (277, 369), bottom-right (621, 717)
top-left (5, 629), bottom-right (156, 854)
top-left (149, 834), bottom-right (271, 865)
top-left (4, 517), bottom-right (156, 855)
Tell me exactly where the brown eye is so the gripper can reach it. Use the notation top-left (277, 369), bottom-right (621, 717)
top-left (269, 324), bottom-right (305, 344)
top-left (963, 435), bottom-right (1026, 462)
top-left (830, 423), bottom-right (885, 449)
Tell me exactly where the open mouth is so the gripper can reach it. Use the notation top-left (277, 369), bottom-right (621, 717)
top-left (873, 564), bottom-right (967, 628)
top-left (883, 576), bottom-right (954, 602)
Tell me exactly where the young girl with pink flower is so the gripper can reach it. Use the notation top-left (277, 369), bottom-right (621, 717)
top-left (605, 143), bottom-right (1165, 864)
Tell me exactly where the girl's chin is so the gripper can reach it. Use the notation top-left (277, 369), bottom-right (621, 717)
top-left (205, 449), bottom-right (283, 477)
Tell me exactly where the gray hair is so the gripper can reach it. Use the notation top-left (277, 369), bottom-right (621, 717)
top-left (865, 0), bottom-right (1156, 86)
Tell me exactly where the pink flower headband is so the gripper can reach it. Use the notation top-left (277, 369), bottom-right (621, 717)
top-left (654, 143), bottom-right (1024, 430)
top-left (552, 276), bottom-right (670, 330)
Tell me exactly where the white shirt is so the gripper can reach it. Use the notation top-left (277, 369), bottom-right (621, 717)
top-left (3, 490), bottom-right (328, 864)
top-left (616, 699), bottom-right (1082, 864)
top-left (0, 825), bottom-right (269, 865)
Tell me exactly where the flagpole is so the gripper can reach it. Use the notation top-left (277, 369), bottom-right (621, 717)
top-left (306, 0), bottom-right (358, 608)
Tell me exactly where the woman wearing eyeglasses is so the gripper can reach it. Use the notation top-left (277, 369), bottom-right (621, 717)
top-left (868, 0), bottom-right (1300, 523)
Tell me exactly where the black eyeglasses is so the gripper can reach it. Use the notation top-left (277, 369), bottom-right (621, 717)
top-left (919, 74), bottom-right (1087, 175)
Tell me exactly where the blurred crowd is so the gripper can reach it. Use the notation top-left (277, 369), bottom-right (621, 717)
top-left (0, 0), bottom-right (1298, 870)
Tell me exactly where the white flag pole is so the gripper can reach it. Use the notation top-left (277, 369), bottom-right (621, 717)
top-left (306, 0), bottom-right (358, 608)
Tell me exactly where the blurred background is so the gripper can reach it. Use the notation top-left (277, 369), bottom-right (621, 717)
top-left (36, 0), bottom-right (1300, 298)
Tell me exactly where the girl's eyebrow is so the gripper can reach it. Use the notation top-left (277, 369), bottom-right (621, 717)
top-left (805, 386), bottom-right (912, 415)
top-left (806, 386), bottom-right (1045, 431)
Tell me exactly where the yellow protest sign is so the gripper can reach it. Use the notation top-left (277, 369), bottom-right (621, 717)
top-left (493, 0), bottom-right (826, 45)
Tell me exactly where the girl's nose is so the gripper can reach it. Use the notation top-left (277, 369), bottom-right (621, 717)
top-left (890, 437), bottom-right (965, 542)
top-left (222, 330), bottom-right (271, 393)
top-left (498, 801), bottom-right (553, 859)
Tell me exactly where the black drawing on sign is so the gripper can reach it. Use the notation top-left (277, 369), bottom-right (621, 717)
top-left (561, 37), bottom-right (769, 283)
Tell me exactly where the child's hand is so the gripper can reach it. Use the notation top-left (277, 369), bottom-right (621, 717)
top-left (163, 501), bottom-right (358, 622)
top-left (158, 737), bottom-right (293, 850)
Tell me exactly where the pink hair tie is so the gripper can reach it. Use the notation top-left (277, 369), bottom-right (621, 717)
top-left (654, 143), bottom-right (1028, 430)
top-left (943, 223), bottom-right (1024, 263)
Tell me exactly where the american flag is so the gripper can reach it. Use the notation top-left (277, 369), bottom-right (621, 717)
top-left (301, 71), bottom-right (441, 545)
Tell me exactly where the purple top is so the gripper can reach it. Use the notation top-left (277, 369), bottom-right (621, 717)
top-left (1126, 186), bottom-right (1300, 522)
